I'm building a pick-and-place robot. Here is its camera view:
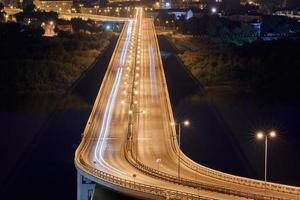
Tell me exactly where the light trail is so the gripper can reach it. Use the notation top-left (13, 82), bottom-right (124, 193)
top-left (149, 45), bottom-right (158, 98)
top-left (94, 20), bottom-right (134, 176)
top-left (120, 21), bottom-right (133, 67)
top-left (95, 67), bottom-right (126, 175)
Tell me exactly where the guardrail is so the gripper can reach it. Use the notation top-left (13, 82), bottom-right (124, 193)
top-left (126, 152), bottom-right (291, 200)
top-left (150, 19), bottom-right (300, 197)
top-left (76, 152), bottom-right (218, 200)
top-left (178, 154), bottom-right (300, 196)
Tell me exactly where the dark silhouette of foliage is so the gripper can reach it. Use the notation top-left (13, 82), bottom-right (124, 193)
top-left (23, 4), bottom-right (36, 13)
top-left (0, 2), bottom-right (4, 11)
top-left (0, 22), bottom-right (112, 94)
top-left (171, 36), bottom-right (300, 99)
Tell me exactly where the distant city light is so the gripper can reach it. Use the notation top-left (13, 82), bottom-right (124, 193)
top-left (106, 25), bottom-right (111, 30)
top-left (211, 7), bottom-right (217, 13)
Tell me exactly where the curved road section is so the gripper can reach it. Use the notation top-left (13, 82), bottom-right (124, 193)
top-left (75, 8), bottom-right (300, 200)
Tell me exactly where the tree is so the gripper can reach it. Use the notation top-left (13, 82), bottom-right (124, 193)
top-left (0, 2), bottom-right (4, 12)
top-left (71, 18), bottom-right (85, 33)
top-left (255, 0), bottom-right (285, 14)
top-left (23, 4), bottom-right (36, 13)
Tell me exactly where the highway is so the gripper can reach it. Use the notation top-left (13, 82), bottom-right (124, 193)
top-left (75, 8), bottom-right (300, 200)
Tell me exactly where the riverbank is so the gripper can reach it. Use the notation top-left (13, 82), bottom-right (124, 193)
top-left (166, 34), bottom-right (300, 103)
top-left (158, 35), bottom-right (300, 186)
top-left (0, 35), bottom-right (119, 200)
top-left (0, 28), bottom-right (114, 107)
top-left (0, 30), bottom-right (113, 111)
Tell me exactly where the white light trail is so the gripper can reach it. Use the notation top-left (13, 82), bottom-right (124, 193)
top-left (94, 20), bottom-right (134, 176)
top-left (149, 45), bottom-right (158, 97)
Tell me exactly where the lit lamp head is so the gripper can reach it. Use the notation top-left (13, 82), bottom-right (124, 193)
top-left (183, 120), bottom-right (190, 126)
top-left (256, 131), bottom-right (264, 140)
top-left (269, 131), bottom-right (276, 138)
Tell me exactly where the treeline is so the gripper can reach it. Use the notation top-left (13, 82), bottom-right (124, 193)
top-left (261, 15), bottom-right (300, 35)
top-left (176, 15), bottom-right (257, 45)
top-left (0, 22), bottom-right (113, 94)
top-left (157, 13), bottom-right (300, 45)
top-left (170, 36), bottom-right (300, 99)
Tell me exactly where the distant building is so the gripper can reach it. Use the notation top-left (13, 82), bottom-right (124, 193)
top-left (107, 0), bottom-right (140, 4)
top-left (204, 0), bottom-right (240, 6)
top-left (160, 0), bottom-right (171, 9)
top-left (1, 0), bottom-right (22, 7)
top-left (145, 8), bottom-right (207, 20)
top-left (36, 0), bottom-right (73, 12)
top-left (167, 8), bottom-right (192, 19)
top-left (169, 0), bottom-right (241, 11)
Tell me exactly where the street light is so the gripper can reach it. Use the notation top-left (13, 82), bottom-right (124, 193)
top-left (171, 120), bottom-right (190, 179)
top-left (156, 158), bottom-right (162, 171)
top-left (256, 130), bottom-right (277, 185)
top-left (211, 7), bottom-right (217, 14)
top-left (132, 173), bottom-right (137, 186)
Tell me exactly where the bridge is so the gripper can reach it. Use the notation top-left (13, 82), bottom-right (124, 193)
top-left (72, 7), bottom-right (300, 200)
top-left (4, 8), bottom-right (129, 22)
top-left (59, 12), bottom-right (130, 22)
top-left (4, 8), bottom-right (22, 15)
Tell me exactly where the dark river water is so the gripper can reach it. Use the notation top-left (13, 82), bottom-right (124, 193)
top-left (1, 35), bottom-right (300, 200)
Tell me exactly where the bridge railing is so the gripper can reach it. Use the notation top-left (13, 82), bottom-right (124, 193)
top-left (150, 19), bottom-right (300, 197)
top-left (179, 154), bottom-right (300, 195)
top-left (127, 153), bottom-right (290, 200)
top-left (75, 139), bottom-right (218, 200)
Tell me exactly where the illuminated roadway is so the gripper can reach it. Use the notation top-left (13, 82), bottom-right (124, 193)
top-left (59, 12), bottom-right (130, 22)
top-left (75, 8), bottom-right (300, 200)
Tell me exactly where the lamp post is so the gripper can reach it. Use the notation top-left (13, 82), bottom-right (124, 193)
top-left (256, 130), bottom-right (277, 186)
top-left (171, 120), bottom-right (190, 179)
top-left (132, 173), bottom-right (136, 187)
top-left (156, 18), bottom-right (160, 27)
top-left (156, 158), bottom-right (161, 171)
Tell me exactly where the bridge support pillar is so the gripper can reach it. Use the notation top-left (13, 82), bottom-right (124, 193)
top-left (77, 172), bottom-right (96, 200)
